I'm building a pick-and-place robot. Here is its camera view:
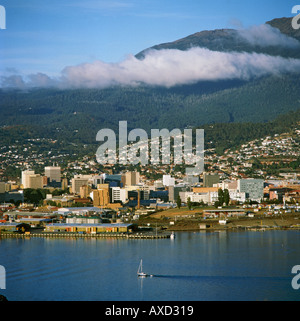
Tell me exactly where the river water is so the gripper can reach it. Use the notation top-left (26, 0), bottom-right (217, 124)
top-left (0, 230), bottom-right (300, 301)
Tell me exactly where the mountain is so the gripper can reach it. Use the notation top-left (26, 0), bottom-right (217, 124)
top-left (136, 17), bottom-right (300, 59)
top-left (1, 17), bottom-right (300, 156)
top-left (267, 17), bottom-right (300, 40)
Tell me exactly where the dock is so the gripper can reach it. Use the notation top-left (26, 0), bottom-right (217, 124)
top-left (0, 232), bottom-right (171, 239)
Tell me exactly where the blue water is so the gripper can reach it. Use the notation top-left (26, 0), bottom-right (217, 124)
top-left (1, 230), bottom-right (300, 301)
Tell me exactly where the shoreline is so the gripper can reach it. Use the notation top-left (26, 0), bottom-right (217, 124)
top-left (139, 212), bottom-right (300, 232)
top-left (1, 214), bottom-right (300, 239)
top-left (1, 223), bottom-right (300, 239)
top-left (0, 231), bottom-right (171, 239)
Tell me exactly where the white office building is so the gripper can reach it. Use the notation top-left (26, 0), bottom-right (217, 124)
top-left (111, 187), bottom-right (128, 203)
top-left (21, 170), bottom-right (35, 189)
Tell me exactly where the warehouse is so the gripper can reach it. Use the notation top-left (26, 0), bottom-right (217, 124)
top-left (18, 217), bottom-right (52, 227)
top-left (0, 223), bottom-right (18, 232)
top-left (65, 216), bottom-right (102, 224)
top-left (44, 223), bottom-right (134, 234)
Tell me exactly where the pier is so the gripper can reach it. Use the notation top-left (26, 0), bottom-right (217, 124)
top-left (0, 232), bottom-right (171, 239)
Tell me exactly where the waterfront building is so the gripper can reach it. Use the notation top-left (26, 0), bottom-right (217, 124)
top-left (0, 223), bottom-right (18, 232)
top-left (55, 207), bottom-right (107, 217)
top-left (44, 223), bottom-right (134, 234)
top-left (66, 216), bottom-right (102, 224)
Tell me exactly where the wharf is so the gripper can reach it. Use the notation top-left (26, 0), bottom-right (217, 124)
top-left (0, 232), bottom-right (171, 239)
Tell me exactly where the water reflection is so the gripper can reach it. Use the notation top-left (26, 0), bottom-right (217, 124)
top-left (1, 231), bottom-right (300, 300)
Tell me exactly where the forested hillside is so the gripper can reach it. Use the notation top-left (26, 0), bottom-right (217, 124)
top-left (1, 73), bottom-right (300, 145)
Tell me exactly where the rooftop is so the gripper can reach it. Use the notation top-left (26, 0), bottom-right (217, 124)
top-left (46, 223), bottom-right (133, 228)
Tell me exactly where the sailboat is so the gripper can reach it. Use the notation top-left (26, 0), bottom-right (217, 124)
top-left (137, 259), bottom-right (153, 278)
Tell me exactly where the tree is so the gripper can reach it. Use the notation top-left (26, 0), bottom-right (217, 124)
top-left (218, 188), bottom-right (224, 206)
top-left (24, 189), bottom-right (43, 205)
top-left (228, 157), bottom-right (234, 165)
top-left (224, 189), bottom-right (230, 206)
top-left (176, 195), bottom-right (181, 209)
top-left (214, 201), bottom-right (220, 208)
top-left (187, 197), bottom-right (192, 210)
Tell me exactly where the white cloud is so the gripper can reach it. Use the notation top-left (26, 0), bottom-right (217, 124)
top-left (2, 47), bottom-right (300, 89)
top-left (59, 48), bottom-right (300, 88)
top-left (236, 24), bottom-right (300, 48)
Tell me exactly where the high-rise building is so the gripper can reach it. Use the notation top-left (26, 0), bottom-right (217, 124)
top-left (92, 175), bottom-right (104, 188)
top-left (80, 185), bottom-right (92, 199)
top-left (71, 175), bottom-right (92, 194)
top-left (111, 187), bottom-right (127, 203)
top-left (21, 170), bottom-right (43, 189)
top-left (168, 185), bottom-right (174, 202)
top-left (21, 170), bottom-right (35, 189)
top-left (44, 166), bottom-right (61, 183)
top-left (28, 174), bottom-right (43, 189)
top-left (61, 178), bottom-right (68, 190)
top-left (125, 171), bottom-right (140, 186)
top-left (237, 179), bottom-right (264, 202)
top-left (93, 187), bottom-right (110, 207)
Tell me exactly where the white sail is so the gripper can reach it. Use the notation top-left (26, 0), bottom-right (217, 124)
top-left (137, 259), bottom-right (151, 277)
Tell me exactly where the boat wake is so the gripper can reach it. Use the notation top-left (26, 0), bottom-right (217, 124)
top-left (149, 274), bottom-right (204, 279)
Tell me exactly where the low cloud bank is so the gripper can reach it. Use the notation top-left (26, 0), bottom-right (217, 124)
top-left (2, 47), bottom-right (300, 89)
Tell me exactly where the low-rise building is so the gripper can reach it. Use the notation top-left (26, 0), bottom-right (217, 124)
top-left (44, 223), bottom-right (134, 234)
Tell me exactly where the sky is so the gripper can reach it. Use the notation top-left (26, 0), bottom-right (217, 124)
top-left (0, 0), bottom-right (299, 88)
